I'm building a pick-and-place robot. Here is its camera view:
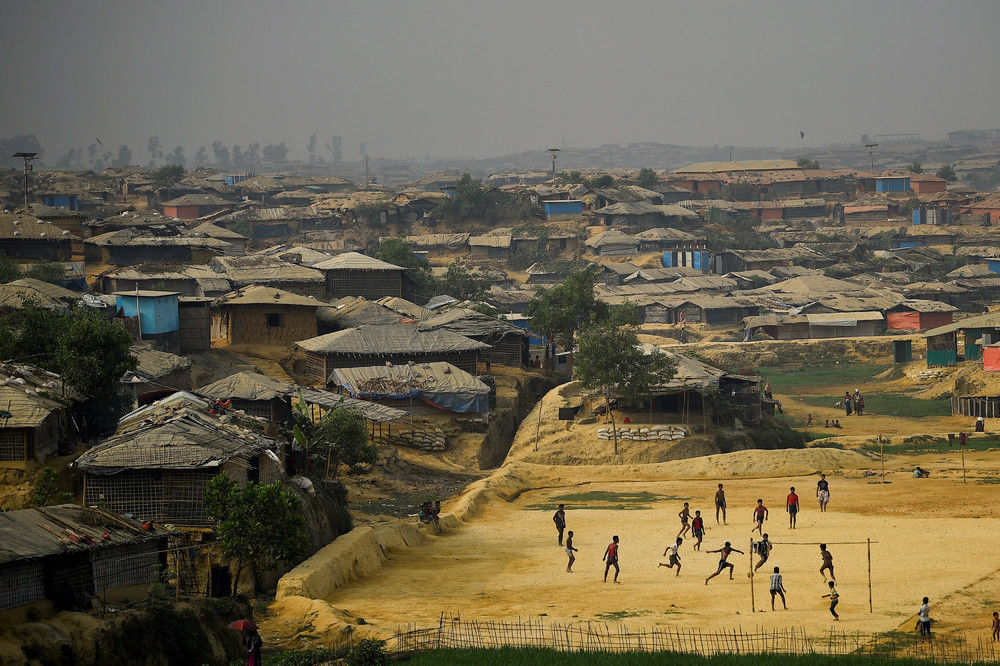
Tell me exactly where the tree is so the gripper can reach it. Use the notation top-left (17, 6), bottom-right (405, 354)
top-left (31, 467), bottom-right (74, 506)
top-left (907, 162), bottom-right (923, 174)
top-left (193, 146), bottom-right (209, 166)
top-left (559, 170), bottom-right (583, 184)
top-left (797, 157), bottom-right (820, 170)
top-left (87, 143), bottom-right (98, 168)
top-left (56, 307), bottom-right (137, 403)
top-left (440, 259), bottom-right (492, 302)
top-left (936, 164), bottom-right (958, 183)
top-left (0, 254), bottom-right (22, 283)
top-left (290, 393), bottom-right (376, 476)
top-left (204, 473), bottom-right (310, 596)
top-left (262, 142), bottom-right (288, 160)
top-left (307, 135), bottom-right (318, 163)
top-left (583, 174), bottom-right (614, 189)
top-left (231, 145), bottom-right (245, 168)
top-left (24, 262), bottom-right (66, 285)
top-left (376, 237), bottom-right (435, 298)
top-left (637, 168), bottom-right (658, 190)
top-left (358, 142), bottom-right (366, 157)
top-left (574, 305), bottom-right (677, 454)
top-left (212, 141), bottom-right (231, 167)
top-left (524, 266), bottom-right (609, 351)
top-left (112, 144), bottom-right (132, 167)
top-left (326, 136), bottom-right (343, 163)
top-left (246, 142), bottom-right (261, 163)
top-left (151, 164), bottom-right (185, 189)
top-left (0, 135), bottom-right (43, 168)
top-left (165, 145), bottom-right (186, 167)
top-left (147, 136), bottom-right (163, 167)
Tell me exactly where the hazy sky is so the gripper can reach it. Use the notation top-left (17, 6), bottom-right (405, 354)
top-left (3, 0), bottom-right (999, 163)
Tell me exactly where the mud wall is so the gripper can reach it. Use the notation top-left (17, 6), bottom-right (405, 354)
top-left (478, 374), bottom-right (560, 469)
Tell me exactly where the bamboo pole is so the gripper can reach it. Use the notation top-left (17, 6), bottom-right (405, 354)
top-left (749, 538), bottom-right (755, 613)
top-left (534, 397), bottom-right (543, 451)
top-left (868, 537), bottom-right (873, 613)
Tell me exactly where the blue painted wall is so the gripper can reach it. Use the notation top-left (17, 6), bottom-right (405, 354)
top-left (544, 200), bottom-right (583, 215)
top-left (875, 177), bottom-right (910, 193)
top-left (663, 250), bottom-right (709, 269)
top-left (115, 294), bottom-right (179, 334)
top-left (44, 194), bottom-right (78, 210)
top-left (987, 259), bottom-right (1000, 275)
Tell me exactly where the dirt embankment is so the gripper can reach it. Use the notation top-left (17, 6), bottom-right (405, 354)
top-left (0, 599), bottom-right (249, 666)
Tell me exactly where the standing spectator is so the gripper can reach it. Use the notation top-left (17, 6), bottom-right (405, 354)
top-left (816, 474), bottom-right (830, 512)
top-left (786, 487), bottom-right (800, 529)
top-left (715, 484), bottom-right (727, 524)
top-left (691, 510), bottom-right (706, 550)
top-left (770, 566), bottom-right (787, 610)
top-left (553, 504), bottom-right (566, 546)
top-left (918, 597), bottom-right (932, 637)
top-left (844, 391), bottom-right (853, 416)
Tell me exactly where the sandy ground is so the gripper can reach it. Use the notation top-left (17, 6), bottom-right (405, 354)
top-left (262, 360), bottom-right (1000, 649)
top-left (320, 460), bottom-right (1000, 639)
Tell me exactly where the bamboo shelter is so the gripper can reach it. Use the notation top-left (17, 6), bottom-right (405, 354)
top-left (211, 285), bottom-right (320, 346)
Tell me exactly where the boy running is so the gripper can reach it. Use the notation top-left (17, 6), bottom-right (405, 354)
top-left (816, 474), bottom-right (830, 512)
top-left (769, 566), bottom-right (787, 610)
top-left (752, 499), bottom-right (768, 535)
top-left (705, 541), bottom-right (744, 584)
top-left (754, 534), bottom-right (772, 571)
top-left (659, 537), bottom-right (683, 576)
top-left (565, 531), bottom-right (578, 573)
top-left (715, 484), bottom-right (727, 524)
top-left (678, 502), bottom-right (691, 538)
top-left (603, 535), bottom-right (621, 583)
top-left (691, 510), bottom-right (706, 550)
top-left (819, 544), bottom-right (835, 582)
top-left (822, 581), bottom-right (840, 620)
top-left (786, 487), bottom-right (800, 529)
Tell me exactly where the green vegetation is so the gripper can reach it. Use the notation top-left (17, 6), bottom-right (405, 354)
top-left (525, 490), bottom-right (684, 511)
top-left (289, 391), bottom-right (376, 476)
top-left (800, 393), bottom-right (950, 419)
top-left (376, 237), bottom-right (435, 298)
top-left (583, 174), bottom-right (614, 189)
top-left (0, 302), bottom-right (137, 435)
top-left (797, 157), bottom-right (820, 170)
top-left (150, 163), bottom-right (184, 189)
top-left (758, 365), bottom-right (888, 389)
top-left (265, 639), bottom-right (388, 666)
top-left (906, 162), bottom-right (923, 174)
top-left (0, 254), bottom-right (23, 282)
top-left (31, 467), bottom-right (74, 506)
top-left (438, 259), bottom-right (494, 302)
top-left (703, 214), bottom-right (778, 253)
top-left (636, 168), bottom-right (658, 190)
top-left (575, 305), bottom-right (677, 454)
top-left (204, 473), bottom-right (310, 596)
top-left (0, 257), bottom-right (66, 285)
top-left (431, 173), bottom-right (540, 224)
top-left (864, 434), bottom-right (1000, 456)
top-left (936, 163), bottom-right (958, 183)
top-left (525, 266), bottom-right (609, 350)
top-left (399, 648), bottom-right (968, 665)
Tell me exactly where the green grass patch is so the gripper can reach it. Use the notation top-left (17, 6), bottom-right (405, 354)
top-left (760, 365), bottom-right (889, 390)
top-left (525, 491), bottom-right (685, 511)
top-left (399, 648), bottom-right (977, 665)
top-left (593, 610), bottom-right (649, 622)
top-left (800, 393), bottom-right (951, 418)
top-left (863, 435), bottom-right (1000, 455)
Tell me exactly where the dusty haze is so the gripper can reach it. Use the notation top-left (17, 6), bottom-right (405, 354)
top-left (3, 0), bottom-right (999, 162)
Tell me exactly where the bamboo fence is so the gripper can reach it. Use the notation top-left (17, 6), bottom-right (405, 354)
top-left (389, 613), bottom-right (1000, 663)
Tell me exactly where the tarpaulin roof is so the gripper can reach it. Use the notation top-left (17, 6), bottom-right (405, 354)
top-left (209, 256), bottom-right (324, 283)
top-left (196, 371), bottom-right (292, 401)
top-left (312, 251), bottom-right (404, 271)
top-left (297, 324), bottom-right (489, 355)
top-left (123, 346), bottom-right (192, 384)
top-left (376, 297), bottom-right (434, 319)
top-left (0, 505), bottom-right (165, 565)
top-left (319, 297), bottom-right (404, 327)
top-left (330, 362), bottom-right (489, 413)
top-left (212, 285), bottom-right (321, 307)
top-left (418, 308), bottom-right (526, 338)
top-left (74, 406), bottom-right (281, 474)
top-left (0, 385), bottom-right (62, 427)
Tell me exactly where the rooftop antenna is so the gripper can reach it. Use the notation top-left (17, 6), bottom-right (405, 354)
top-left (546, 147), bottom-right (560, 180)
top-left (865, 143), bottom-right (879, 173)
top-left (13, 152), bottom-right (38, 209)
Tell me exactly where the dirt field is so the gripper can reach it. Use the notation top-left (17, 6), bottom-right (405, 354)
top-left (264, 363), bottom-right (1000, 649)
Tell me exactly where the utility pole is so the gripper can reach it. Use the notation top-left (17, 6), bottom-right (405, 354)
top-left (865, 143), bottom-right (879, 173)
top-left (364, 154), bottom-right (369, 189)
top-left (13, 152), bottom-right (38, 209)
top-left (547, 147), bottom-right (560, 180)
